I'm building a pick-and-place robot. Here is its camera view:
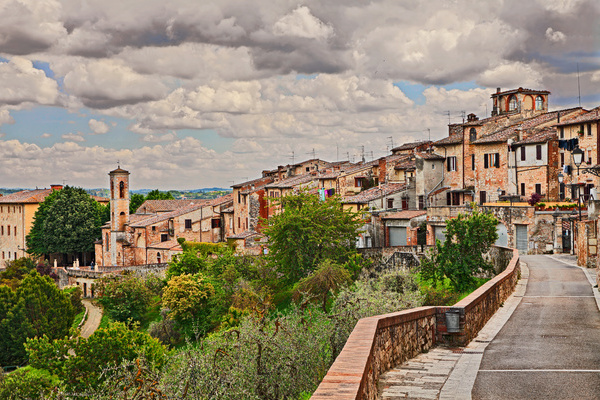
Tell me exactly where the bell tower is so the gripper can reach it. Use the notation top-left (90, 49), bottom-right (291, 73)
top-left (108, 166), bottom-right (130, 265)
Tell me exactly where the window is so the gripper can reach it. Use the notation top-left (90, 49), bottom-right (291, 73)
top-left (237, 191), bottom-right (241, 203)
top-left (559, 182), bottom-right (565, 200)
top-left (536, 145), bottom-right (542, 160)
top-left (161, 234), bottom-right (168, 242)
top-left (535, 184), bottom-right (541, 195)
top-left (447, 156), bottom-right (457, 172)
top-left (0, 226), bottom-right (3, 235)
top-left (152, 226), bottom-right (156, 231)
top-left (471, 154), bottom-right (475, 170)
top-left (480, 191), bottom-right (487, 205)
top-left (238, 217), bottom-right (241, 228)
top-left (560, 127), bottom-right (564, 139)
top-left (560, 153), bottom-right (565, 166)
top-left (418, 196), bottom-right (424, 210)
top-left (508, 95), bottom-right (517, 111)
top-left (535, 95), bottom-right (543, 110)
top-left (520, 146), bottom-right (526, 161)
top-left (469, 128), bottom-right (477, 142)
top-left (521, 183), bottom-right (526, 196)
top-left (157, 252), bottom-right (161, 263)
top-left (14, 226), bottom-right (16, 236)
top-left (105, 233), bottom-right (109, 251)
top-left (387, 198), bottom-right (394, 209)
top-left (401, 198), bottom-right (409, 210)
top-left (185, 219), bottom-right (192, 229)
top-left (306, 167), bottom-right (310, 172)
top-left (119, 181), bottom-right (125, 198)
top-left (588, 123), bottom-right (593, 136)
top-left (211, 218), bottom-right (221, 228)
top-left (588, 150), bottom-right (593, 164)
top-left (484, 153), bottom-right (500, 168)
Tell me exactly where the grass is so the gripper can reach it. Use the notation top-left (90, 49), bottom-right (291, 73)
top-left (141, 295), bottom-right (162, 331)
top-left (97, 312), bottom-right (112, 330)
top-left (415, 274), bottom-right (490, 306)
top-left (71, 309), bottom-right (87, 331)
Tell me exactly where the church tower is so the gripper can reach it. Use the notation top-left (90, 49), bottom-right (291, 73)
top-left (108, 166), bottom-right (130, 265)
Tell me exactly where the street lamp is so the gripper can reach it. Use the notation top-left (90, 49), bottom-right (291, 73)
top-left (497, 187), bottom-right (503, 202)
top-left (572, 146), bottom-right (584, 175)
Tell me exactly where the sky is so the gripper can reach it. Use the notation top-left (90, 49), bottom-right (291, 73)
top-left (1, 0), bottom-right (599, 190)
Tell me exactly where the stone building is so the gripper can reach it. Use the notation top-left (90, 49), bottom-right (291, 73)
top-left (0, 185), bottom-right (108, 268)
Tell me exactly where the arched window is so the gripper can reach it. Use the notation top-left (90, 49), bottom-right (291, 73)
top-left (535, 96), bottom-right (543, 110)
top-left (119, 181), bottom-right (125, 198)
top-left (469, 127), bottom-right (477, 142)
top-left (508, 95), bottom-right (518, 111)
top-left (157, 252), bottom-right (162, 263)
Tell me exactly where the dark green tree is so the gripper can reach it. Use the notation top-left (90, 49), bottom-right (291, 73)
top-left (263, 191), bottom-right (363, 284)
top-left (420, 208), bottom-right (499, 292)
top-left (129, 193), bottom-right (145, 214)
top-left (95, 274), bottom-right (152, 324)
top-left (145, 189), bottom-right (175, 201)
top-left (26, 186), bottom-right (103, 262)
top-left (0, 272), bottom-right (75, 366)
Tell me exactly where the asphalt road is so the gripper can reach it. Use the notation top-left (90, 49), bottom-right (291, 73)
top-left (472, 255), bottom-right (600, 400)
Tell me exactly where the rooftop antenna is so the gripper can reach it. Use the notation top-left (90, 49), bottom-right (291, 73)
top-left (461, 111), bottom-right (466, 124)
top-left (306, 148), bottom-right (316, 159)
top-left (336, 143), bottom-right (339, 161)
top-left (369, 151), bottom-right (374, 161)
top-left (289, 151), bottom-right (295, 165)
top-left (360, 146), bottom-right (365, 163)
top-left (426, 128), bottom-right (431, 142)
top-left (117, 160), bottom-right (120, 168)
top-left (346, 152), bottom-right (350, 162)
top-left (577, 62), bottom-right (582, 107)
top-left (388, 136), bottom-right (394, 151)
top-left (445, 111), bottom-right (451, 124)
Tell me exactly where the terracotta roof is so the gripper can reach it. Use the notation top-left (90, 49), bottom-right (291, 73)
top-left (382, 210), bottom-right (427, 220)
top-left (231, 176), bottom-right (273, 189)
top-left (393, 158), bottom-right (416, 171)
top-left (221, 206), bottom-right (234, 213)
top-left (434, 134), bottom-right (463, 146)
top-left (0, 189), bottom-right (53, 204)
top-left (491, 87), bottom-right (550, 97)
top-left (473, 108), bottom-right (579, 144)
top-left (342, 183), bottom-right (408, 204)
top-left (135, 199), bottom-right (203, 214)
top-left (556, 108), bottom-right (600, 126)
top-left (338, 160), bottom-right (379, 176)
top-left (429, 186), bottom-right (450, 196)
top-left (512, 129), bottom-right (557, 145)
top-left (208, 193), bottom-right (233, 206)
top-left (461, 113), bottom-right (509, 127)
top-left (227, 230), bottom-right (263, 240)
top-left (390, 141), bottom-right (432, 152)
top-left (265, 173), bottom-right (318, 189)
top-left (415, 151), bottom-right (445, 160)
top-left (130, 203), bottom-right (204, 227)
top-left (109, 167), bottom-right (130, 174)
top-left (147, 240), bottom-right (182, 250)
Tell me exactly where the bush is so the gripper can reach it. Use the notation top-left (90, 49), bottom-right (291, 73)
top-left (0, 366), bottom-right (59, 400)
top-left (95, 274), bottom-right (152, 324)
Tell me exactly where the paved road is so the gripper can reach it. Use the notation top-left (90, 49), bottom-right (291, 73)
top-left (80, 299), bottom-right (103, 338)
top-left (472, 255), bottom-right (600, 400)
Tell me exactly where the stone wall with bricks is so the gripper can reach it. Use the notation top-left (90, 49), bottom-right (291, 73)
top-left (311, 247), bottom-right (519, 400)
top-left (576, 219), bottom-right (597, 268)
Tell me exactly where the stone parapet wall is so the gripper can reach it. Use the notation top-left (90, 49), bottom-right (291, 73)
top-left (312, 307), bottom-right (437, 400)
top-left (311, 246), bottom-right (519, 400)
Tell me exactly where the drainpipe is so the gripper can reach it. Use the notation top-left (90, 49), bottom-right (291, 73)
top-left (426, 147), bottom-right (446, 208)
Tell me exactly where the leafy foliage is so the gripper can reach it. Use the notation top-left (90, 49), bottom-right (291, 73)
top-left (0, 366), bottom-right (59, 399)
top-left (25, 322), bottom-right (168, 394)
top-left (420, 209), bottom-right (498, 292)
top-left (95, 274), bottom-right (153, 324)
top-left (528, 192), bottom-right (542, 206)
top-left (26, 186), bottom-right (104, 257)
top-left (130, 189), bottom-right (175, 214)
top-left (264, 191), bottom-right (363, 284)
top-left (0, 272), bottom-right (75, 366)
top-left (294, 259), bottom-right (351, 311)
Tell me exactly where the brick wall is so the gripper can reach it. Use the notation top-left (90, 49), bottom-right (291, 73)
top-left (311, 247), bottom-right (519, 400)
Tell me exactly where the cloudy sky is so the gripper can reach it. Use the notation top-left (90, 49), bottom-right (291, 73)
top-left (1, 0), bottom-right (599, 190)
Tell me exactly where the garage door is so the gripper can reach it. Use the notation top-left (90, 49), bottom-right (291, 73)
top-left (515, 224), bottom-right (528, 254)
top-left (389, 227), bottom-right (407, 246)
top-left (495, 223), bottom-right (508, 247)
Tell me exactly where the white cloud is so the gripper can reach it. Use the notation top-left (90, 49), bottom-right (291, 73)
top-left (477, 62), bottom-right (543, 89)
top-left (63, 59), bottom-right (169, 108)
top-left (0, 110), bottom-right (15, 126)
top-left (61, 133), bottom-right (85, 142)
top-left (273, 6), bottom-right (333, 40)
top-left (545, 27), bottom-right (566, 43)
top-left (0, 57), bottom-right (59, 106)
top-left (89, 119), bottom-right (110, 135)
top-left (41, 133), bottom-right (52, 138)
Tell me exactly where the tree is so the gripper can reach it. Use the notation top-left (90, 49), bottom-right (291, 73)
top-left (130, 190), bottom-right (174, 214)
top-left (162, 274), bottom-right (216, 336)
top-left (420, 208), bottom-right (498, 292)
top-left (264, 191), bottom-right (363, 284)
top-left (145, 189), bottom-right (175, 201)
top-left (26, 321), bottom-right (168, 393)
top-left (294, 259), bottom-right (351, 311)
top-left (95, 273), bottom-right (152, 324)
top-left (0, 272), bottom-right (75, 366)
top-left (0, 257), bottom-right (36, 289)
top-left (26, 186), bottom-right (104, 262)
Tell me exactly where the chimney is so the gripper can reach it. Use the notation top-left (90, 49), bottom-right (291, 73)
top-left (50, 184), bottom-right (63, 191)
top-left (497, 87), bottom-right (501, 93)
top-left (467, 113), bottom-right (478, 122)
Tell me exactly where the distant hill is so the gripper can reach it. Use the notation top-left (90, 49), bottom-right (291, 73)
top-left (85, 188), bottom-right (232, 200)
